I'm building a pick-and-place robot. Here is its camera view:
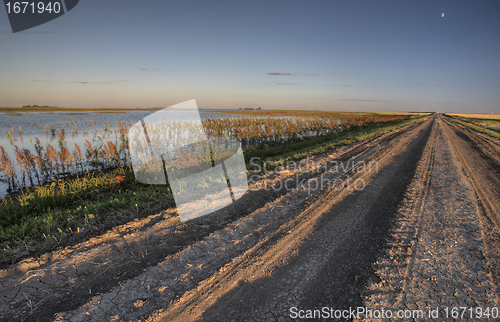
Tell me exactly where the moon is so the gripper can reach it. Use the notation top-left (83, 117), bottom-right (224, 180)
top-left (441, 13), bottom-right (445, 17)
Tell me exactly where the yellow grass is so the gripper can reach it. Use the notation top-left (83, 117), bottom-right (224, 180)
top-left (448, 113), bottom-right (500, 120)
top-left (374, 112), bottom-right (432, 116)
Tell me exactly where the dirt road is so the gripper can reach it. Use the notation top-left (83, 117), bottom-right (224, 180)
top-left (1, 114), bottom-right (499, 321)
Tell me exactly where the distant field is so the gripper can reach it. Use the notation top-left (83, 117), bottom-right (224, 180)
top-left (448, 113), bottom-right (500, 120)
top-left (444, 113), bottom-right (500, 139)
top-left (375, 112), bottom-right (432, 116)
top-left (0, 107), bottom-right (162, 113)
top-left (0, 110), bottom-right (424, 258)
top-left (1, 107), bottom-right (430, 115)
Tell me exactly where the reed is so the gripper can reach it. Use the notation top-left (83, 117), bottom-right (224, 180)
top-left (0, 112), bottom-right (425, 258)
top-left (202, 113), bottom-right (410, 149)
top-left (0, 113), bottom-right (415, 195)
top-left (34, 138), bottom-right (48, 185)
top-left (0, 146), bottom-right (16, 191)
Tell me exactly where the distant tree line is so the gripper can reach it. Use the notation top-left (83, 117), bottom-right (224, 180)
top-left (22, 105), bottom-right (58, 108)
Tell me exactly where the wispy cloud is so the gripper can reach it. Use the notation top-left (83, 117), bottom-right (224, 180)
top-left (341, 99), bottom-right (386, 102)
top-left (139, 68), bottom-right (178, 72)
top-left (268, 72), bottom-right (296, 76)
top-left (0, 30), bottom-right (56, 34)
top-left (71, 81), bottom-right (106, 84)
top-left (32, 80), bottom-right (130, 84)
top-left (267, 72), bottom-right (332, 76)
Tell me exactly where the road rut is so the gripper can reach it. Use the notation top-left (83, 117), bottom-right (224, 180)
top-left (2, 115), bottom-right (500, 322)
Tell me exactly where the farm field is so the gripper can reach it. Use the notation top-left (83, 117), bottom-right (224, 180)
top-left (447, 113), bottom-right (500, 120)
top-left (1, 113), bottom-right (500, 321)
top-left (2, 0), bottom-right (499, 320)
top-left (445, 113), bottom-right (500, 139)
top-left (0, 110), bottom-right (419, 262)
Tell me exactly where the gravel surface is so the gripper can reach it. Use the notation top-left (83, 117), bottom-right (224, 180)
top-left (149, 116), bottom-right (434, 321)
top-left (360, 117), bottom-right (499, 321)
top-left (2, 115), bottom-right (499, 322)
top-left (1, 118), bottom-right (424, 322)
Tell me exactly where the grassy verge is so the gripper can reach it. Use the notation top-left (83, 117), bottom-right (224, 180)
top-left (0, 168), bottom-right (173, 259)
top-left (0, 114), bottom-right (428, 259)
top-left (444, 114), bottom-right (500, 140)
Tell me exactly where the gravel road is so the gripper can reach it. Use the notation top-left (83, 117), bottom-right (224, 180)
top-left (1, 114), bottom-right (499, 322)
top-left (360, 116), bottom-right (500, 321)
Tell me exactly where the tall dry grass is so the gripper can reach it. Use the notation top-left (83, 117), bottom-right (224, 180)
top-left (448, 113), bottom-right (500, 120)
top-left (0, 114), bottom-right (412, 194)
top-left (0, 122), bottom-right (131, 193)
top-left (202, 113), bottom-right (409, 148)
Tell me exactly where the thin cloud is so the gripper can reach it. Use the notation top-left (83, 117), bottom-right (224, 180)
top-left (72, 81), bottom-right (107, 84)
top-left (0, 30), bottom-right (56, 34)
top-left (268, 72), bottom-right (296, 76)
top-left (71, 80), bottom-right (130, 84)
top-left (139, 68), bottom-right (178, 72)
top-left (341, 99), bottom-right (387, 102)
top-left (267, 72), bottom-right (333, 76)
top-left (32, 80), bottom-right (130, 84)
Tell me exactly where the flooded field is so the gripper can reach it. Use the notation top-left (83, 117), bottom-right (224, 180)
top-left (0, 109), bottom-right (406, 198)
top-left (0, 110), bottom-right (236, 197)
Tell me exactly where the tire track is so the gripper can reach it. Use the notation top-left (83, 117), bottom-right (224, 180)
top-left (139, 117), bottom-right (433, 321)
top-left (443, 118), bottom-right (500, 231)
top-left (0, 119), bottom-right (428, 322)
top-left (360, 116), bottom-right (499, 321)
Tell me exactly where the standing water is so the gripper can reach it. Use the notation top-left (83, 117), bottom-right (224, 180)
top-left (0, 109), bottom-right (240, 198)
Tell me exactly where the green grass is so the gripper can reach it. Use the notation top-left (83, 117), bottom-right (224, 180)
top-left (444, 115), bottom-right (500, 140)
top-left (0, 113), bottom-right (428, 258)
top-left (478, 119), bottom-right (500, 134)
top-left (0, 167), bottom-right (173, 257)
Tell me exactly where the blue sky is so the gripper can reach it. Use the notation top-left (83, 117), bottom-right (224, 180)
top-left (1, 0), bottom-right (499, 113)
